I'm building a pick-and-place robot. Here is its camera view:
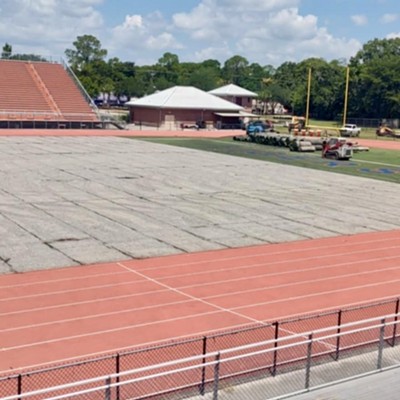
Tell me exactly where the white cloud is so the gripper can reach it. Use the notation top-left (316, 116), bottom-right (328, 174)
top-left (169, 0), bottom-right (362, 66)
top-left (109, 11), bottom-right (182, 63)
top-left (351, 14), bottom-right (368, 26)
top-left (380, 13), bottom-right (398, 23)
top-left (0, 0), bottom-right (377, 67)
top-left (146, 33), bottom-right (181, 50)
top-left (387, 32), bottom-right (400, 39)
top-left (0, 0), bottom-right (104, 57)
top-left (121, 15), bottom-right (143, 29)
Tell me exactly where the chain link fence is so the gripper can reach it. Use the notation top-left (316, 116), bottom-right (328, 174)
top-left (1, 298), bottom-right (400, 399)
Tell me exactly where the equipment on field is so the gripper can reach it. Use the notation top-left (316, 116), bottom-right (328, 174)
top-left (289, 138), bottom-right (316, 152)
top-left (287, 116), bottom-right (306, 133)
top-left (376, 125), bottom-right (400, 138)
top-left (246, 120), bottom-right (273, 135)
top-left (322, 137), bottom-right (353, 160)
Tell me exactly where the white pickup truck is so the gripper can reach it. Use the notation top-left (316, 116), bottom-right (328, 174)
top-left (339, 124), bottom-right (361, 137)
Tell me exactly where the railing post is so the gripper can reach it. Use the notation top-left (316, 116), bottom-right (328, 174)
top-left (305, 333), bottom-right (313, 390)
top-left (335, 309), bottom-right (343, 360)
top-left (271, 321), bottom-right (279, 376)
top-left (212, 353), bottom-right (221, 400)
top-left (199, 336), bottom-right (207, 395)
top-left (377, 318), bottom-right (386, 370)
top-left (391, 299), bottom-right (400, 346)
top-left (105, 377), bottom-right (111, 400)
top-left (116, 353), bottom-right (120, 400)
top-left (17, 374), bottom-right (22, 400)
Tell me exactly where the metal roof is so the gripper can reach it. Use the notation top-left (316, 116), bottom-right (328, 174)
top-left (126, 86), bottom-right (244, 111)
top-left (209, 83), bottom-right (258, 97)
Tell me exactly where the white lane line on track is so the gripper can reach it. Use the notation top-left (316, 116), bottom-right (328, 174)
top-left (117, 262), bottom-right (266, 326)
top-left (2, 263), bottom-right (400, 331)
top-left (122, 237), bottom-right (400, 273)
top-left (2, 247), bottom-right (400, 302)
top-left (1, 291), bottom-right (398, 375)
top-left (2, 254), bottom-right (400, 316)
top-left (1, 278), bottom-right (399, 354)
top-left (0, 270), bottom-right (130, 289)
top-left (1, 234), bottom-right (399, 289)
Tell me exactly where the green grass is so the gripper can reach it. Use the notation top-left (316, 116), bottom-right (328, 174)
top-left (135, 137), bottom-right (400, 184)
top-left (277, 117), bottom-right (400, 140)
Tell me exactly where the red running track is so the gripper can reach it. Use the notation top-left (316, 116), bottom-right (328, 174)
top-left (1, 229), bottom-right (400, 374)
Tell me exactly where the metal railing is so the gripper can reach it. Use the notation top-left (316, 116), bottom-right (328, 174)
top-left (1, 297), bottom-right (400, 399)
top-left (2, 313), bottom-right (400, 400)
top-left (60, 58), bottom-right (101, 120)
top-left (0, 110), bottom-right (98, 120)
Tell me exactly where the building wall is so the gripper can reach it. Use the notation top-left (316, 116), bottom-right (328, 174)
top-left (130, 107), bottom-right (225, 129)
top-left (217, 95), bottom-right (253, 110)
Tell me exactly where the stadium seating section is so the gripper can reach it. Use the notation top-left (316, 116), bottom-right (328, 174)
top-left (0, 60), bottom-right (99, 124)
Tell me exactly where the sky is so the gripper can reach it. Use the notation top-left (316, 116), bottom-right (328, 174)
top-left (0, 0), bottom-right (399, 67)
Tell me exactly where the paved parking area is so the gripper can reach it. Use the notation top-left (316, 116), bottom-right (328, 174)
top-left (1, 136), bottom-right (400, 273)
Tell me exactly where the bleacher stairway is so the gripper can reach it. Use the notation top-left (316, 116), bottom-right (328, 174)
top-left (0, 60), bottom-right (100, 129)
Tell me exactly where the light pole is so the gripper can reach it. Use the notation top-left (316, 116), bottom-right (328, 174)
top-left (343, 66), bottom-right (350, 126)
top-left (305, 68), bottom-right (312, 127)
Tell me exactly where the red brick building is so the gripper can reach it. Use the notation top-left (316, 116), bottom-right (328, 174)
top-left (126, 86), bottom-right (249, 129)
top-left (208, 84), bottom-right (258, 111)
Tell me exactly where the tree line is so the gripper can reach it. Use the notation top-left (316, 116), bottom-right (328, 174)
top-left (2, 36), bottom-right (400, 120)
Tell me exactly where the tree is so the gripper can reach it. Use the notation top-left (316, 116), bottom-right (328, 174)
top-left (188, 66), bottom-right (221, 91)
top-left (273, 58), bottom-right (346, 119)
top-left (1, 43), bottom-right (12, 59)
top-left (349, 38), bottom-right (400, 118)
top-left (222, 55), bottom-right (249, 85)
top-left (65, 35), bottom-right (107, 71)
top-left (157, 52), bottom-right (179, 70)
top-left (1, 44), bottom-right (46, 61)
top-left (155, 52), bottom-right (180, 86)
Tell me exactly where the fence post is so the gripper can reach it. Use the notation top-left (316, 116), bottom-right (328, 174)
top-left (116, 353), bottom-right (120, 400)
top-left (377, 318), bottom-right (386, 370)
top-left (212, 353), bottom-right (221, 400)
top-left (391, 299), bottom-right (400, 347)
top-left (17, 374), bottom-right (22, 400)
top-left (199, 336), bottom-right (207, 395)
top-left (305, 333), bottom-right (313, 390)
top-left (335, 309), bottom-right (343, 361)
top-left (105, 377), bottom-right (111, 400)
top-left (271, 321), bottom-right (279, 376)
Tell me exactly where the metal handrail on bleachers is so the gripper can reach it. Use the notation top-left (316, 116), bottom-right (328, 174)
top-left (60, 58), bottom-right (101, 120)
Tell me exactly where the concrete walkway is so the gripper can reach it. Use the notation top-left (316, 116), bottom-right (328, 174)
top-left (292, 368), bottom-right (400, 400)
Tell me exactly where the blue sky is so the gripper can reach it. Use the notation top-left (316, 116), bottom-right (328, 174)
top-left (0, 0), bottom-right (399, 66)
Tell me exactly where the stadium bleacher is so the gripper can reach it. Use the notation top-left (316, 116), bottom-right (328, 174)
top-left (0, 59), bottom-right (100, 128)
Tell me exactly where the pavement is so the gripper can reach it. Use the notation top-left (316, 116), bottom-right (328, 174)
top-left (292, 368), bottom-right (400, 400)
top-left (1, 135), bottom-right (400, 274)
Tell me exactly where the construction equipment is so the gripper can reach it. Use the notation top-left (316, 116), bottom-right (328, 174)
top-left (376, 125), bottom-right (400, 138)
top-left (246, 120), bottom-right (273, 135)
top-left (287, 116), bottom-right (306, 133)
top-left (322, 137), bottom-right (353, 160)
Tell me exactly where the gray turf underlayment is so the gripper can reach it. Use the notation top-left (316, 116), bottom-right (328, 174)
top-left (0, 136), bottom-right (399, 273)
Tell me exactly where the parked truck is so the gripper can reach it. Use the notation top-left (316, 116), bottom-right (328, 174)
top-left (339, 124), bottom-right (361, 137)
